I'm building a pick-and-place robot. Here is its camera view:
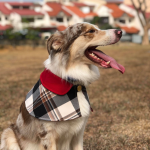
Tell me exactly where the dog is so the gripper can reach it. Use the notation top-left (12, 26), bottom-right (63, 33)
top-left (0, 22), bottom-right (125, 150)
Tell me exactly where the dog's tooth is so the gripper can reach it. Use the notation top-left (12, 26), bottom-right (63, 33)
top-left (106, 61), bottom-right (110, 65)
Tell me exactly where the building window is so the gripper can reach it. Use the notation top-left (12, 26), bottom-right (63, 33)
top-left (5, 16), bottom-right (8, 20)
top-left (23, 6), bottom-right (29, 9)
top-left (37, 17), bottom-right (43, 20)
top-left (114, 18), bottom-right (118, 22)
top-left (56, 17), bottom-right (63, 22)
top-left (129, 19), bottom-right (132, 22)
top-left (51, 17), bottom-right (55, 20)
top-left (119, 19), bottom-right (125, 24)
top-left (12, 6), bottom-right (20, 9)
top-left (101, 17), bottom-right (109, 24)
top-left (98, 17), bottom-right (109, 24)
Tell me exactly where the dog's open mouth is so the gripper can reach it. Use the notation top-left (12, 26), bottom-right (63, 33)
top-left (85, 46), bottom-right (125, 74)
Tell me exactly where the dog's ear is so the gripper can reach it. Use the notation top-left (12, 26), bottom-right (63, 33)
top-left (47, 33), bottom-right (64, 54)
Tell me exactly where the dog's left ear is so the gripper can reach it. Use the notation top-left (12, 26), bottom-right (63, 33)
top-left (47, 33), bottom-right (64, 54)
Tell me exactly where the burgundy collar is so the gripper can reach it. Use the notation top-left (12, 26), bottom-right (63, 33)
top-left (40, 69), bottom-right (73, 95)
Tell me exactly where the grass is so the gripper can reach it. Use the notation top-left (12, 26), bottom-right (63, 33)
top-left (0, 43), bottom-right (150, 149)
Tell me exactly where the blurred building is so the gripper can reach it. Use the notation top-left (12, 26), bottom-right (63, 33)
top-left (0, 2), bottom-right (46, 31)
top-left (0, 1), bottom-right (97, 32)
top-left (42, 2), bottom-right (97, 28)
top-left (0, 0), bottom-right (149, 43)
top-left (96, 3), bottom-right (139, 35)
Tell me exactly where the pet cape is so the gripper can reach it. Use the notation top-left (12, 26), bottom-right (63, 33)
top-left (25, 69), bottom-right (91, 121)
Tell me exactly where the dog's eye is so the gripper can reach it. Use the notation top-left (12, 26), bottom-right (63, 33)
top-left (88, 30), bottom-right (95, 33)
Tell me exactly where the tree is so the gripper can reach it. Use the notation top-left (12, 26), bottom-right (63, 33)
top-left (90, 16), bottom-right (121, 30)
top-left (131, 0), bottom-right (150, 45)
top-left (5, 29), bottom-right (22, 47)
top-left (25, 29), bottom-right (40, 48)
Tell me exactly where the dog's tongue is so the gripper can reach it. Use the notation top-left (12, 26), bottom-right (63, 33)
top-left (92, 50), bottom-right (125, 74)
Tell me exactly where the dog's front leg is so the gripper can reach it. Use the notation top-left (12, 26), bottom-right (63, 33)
top-left (38, 131), bottom-right (57, 150)
top-left (71, 129), bottom-right (84, 150)
top-left (71, 117), bottom-right (88, 150)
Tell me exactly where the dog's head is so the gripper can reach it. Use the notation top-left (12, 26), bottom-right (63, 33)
top-left (45, 22), bottom-right (125, 85)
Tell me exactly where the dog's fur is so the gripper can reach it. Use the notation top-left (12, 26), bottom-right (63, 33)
top-left (0, 23), bottom-right (121, 150)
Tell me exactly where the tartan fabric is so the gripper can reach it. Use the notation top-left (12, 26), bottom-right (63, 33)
top-left (25, 79), bottom-right (90, 121)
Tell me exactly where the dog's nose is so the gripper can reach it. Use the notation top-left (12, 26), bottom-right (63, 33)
top-left (115, 30), bottom-right (122, 38)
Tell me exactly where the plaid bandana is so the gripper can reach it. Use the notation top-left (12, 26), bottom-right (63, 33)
top-left (25, 70), bottom-right (90, 121)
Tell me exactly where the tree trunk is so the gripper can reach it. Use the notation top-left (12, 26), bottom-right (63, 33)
top-left (142, 25), bottom-right (149, 45)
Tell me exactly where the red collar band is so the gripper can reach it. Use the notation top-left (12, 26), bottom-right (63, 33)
top-left (40, 69), bottom-right (73, 95)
